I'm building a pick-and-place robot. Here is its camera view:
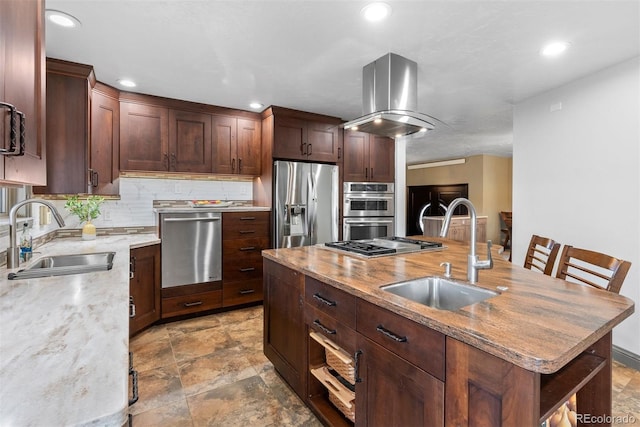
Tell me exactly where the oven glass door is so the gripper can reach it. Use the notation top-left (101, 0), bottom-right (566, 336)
top-left (343, 194), bottom-right (395, 217)
top-left (343, 217), bottom-right (394, 240)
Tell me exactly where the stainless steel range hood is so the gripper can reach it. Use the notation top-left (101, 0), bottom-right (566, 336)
top-left (343, 53), bottom-right (435, 138)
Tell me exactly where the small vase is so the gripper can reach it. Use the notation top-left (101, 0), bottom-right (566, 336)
top-left (82, 221), bottom-right (97, 240)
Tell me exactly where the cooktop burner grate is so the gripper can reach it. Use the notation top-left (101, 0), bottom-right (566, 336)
top-left (324, 241), bottom-right (396, 256)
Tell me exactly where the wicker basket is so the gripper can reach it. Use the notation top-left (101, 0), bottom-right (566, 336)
top-left (310, 331), bottom-right (356, 385)
top-left (311, 366), bottom-right (356, 423)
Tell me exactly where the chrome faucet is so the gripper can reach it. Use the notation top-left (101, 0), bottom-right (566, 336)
top-left (7, 199), bottom-right (66, 269)
top-left (439, 198), bottom-right (492, 284)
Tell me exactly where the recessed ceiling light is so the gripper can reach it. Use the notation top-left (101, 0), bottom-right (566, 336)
top-left (117, 79), bottom-right (137, 88)
top-left (540, 41), bottom-right (570, 57)
top-left (249, 102), bottom-right (264, 109)
top-left (361, 2), bottom-right (392, 22)
top-left (45, 10), bottom-right (81, 28)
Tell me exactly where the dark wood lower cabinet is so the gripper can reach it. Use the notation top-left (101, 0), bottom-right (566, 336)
top-left (262, 260), bottom-right (617, 427)
top-left (129, 244), bottom-right (161, 337)
top-left (161, 282), bottom-right (222, 319)
top-left (263, 259), bottom-right (307, 398)
top-left (356, 335), bottom-right (444, 427)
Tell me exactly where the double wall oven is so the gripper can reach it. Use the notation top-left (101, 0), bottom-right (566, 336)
top-left (343, 182), bottom-right (395, 240)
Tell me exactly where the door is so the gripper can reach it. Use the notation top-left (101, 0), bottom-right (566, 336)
top-left (343, 131), bottom-right (368, 182)
top-left (273, 116), bottom-right (306, 160)
top-left (306, 121), bottom-right (340, 162)
top-left (406, 184), bottom-right (468, 236)
top-left (356, 335), bottom-right (444, 427)
top-left (120, 102), bottom-right (169, 171)
top-left (129, 244), bottom-right (160, 337)
top-left (309, 163), bottom-right (338, 244)
top-left (212, 115), bottom-right (236, 174)
top-left (169, 109), bottom-right (212, 173)
top-left (368, 135), bottom-right (395, 182)
top-left (90, 86), bottom-right (120, 195)
top-left (236, 117), bottom-right (261, 175)
top-left (273, 160), bottom-right (311, 248)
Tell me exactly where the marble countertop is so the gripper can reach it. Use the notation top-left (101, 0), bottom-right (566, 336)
top-left (262, 237), bottom-right (635, 374)
top-left (0, 233), bottom-right (160, 427)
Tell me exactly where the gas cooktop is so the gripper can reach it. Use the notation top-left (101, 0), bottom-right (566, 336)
top-left (324, 237), bottom-right (444, 258)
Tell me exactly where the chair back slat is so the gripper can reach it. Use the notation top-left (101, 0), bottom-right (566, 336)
top-left (555, 245), bottom-right (632, 294)
top-left (524, 235), bottom-right (561, 276)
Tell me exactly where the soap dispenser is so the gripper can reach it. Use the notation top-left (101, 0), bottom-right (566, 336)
top-left (19, 223), bottom-right (32, 262)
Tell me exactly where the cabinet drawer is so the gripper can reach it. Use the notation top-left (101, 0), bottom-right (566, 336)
top-left (223, 278), bottom-right (263, 307)
top-left (223, 237), bottom-right (268, 258)
top-left (306, 304), bottom-right (357, 355)
top-left (356, 299), bottom-right (445, 380)
top-left (223, 254), bottom-right (263, 281)
top-left (223, 211), bottom-right (269, 238)
top-left (305, 277), bottom-right (356, 329)
top-left (161, 290), bottom-right (222, 318)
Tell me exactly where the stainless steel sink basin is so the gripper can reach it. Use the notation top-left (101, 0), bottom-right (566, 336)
top-left (7, 252), bottom-right (116, 280)
top-left (381, 276), bottom-right (499, 311)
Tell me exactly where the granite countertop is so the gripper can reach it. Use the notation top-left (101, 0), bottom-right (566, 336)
top-left (154, 205), bottom-right (270, 213)
top-left (0, 233), bottom-right (160, 427)
top-left (262, 237), bottom-right (635, 374)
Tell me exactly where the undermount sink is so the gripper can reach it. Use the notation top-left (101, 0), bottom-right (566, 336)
top-left (7, 252), bottom-right (116, 280)
top-left (381, 276), bottom-right (499, 311)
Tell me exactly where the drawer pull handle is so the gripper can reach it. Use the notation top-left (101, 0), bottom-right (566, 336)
top-left (240, 217), bottom-right (256, 220)
top-left (354, 350), bottom-right (363, 383)
top-left (239, 267), bottom-right (256, 272)
top-left (313, 293), bottom-right (336, 307)
top-left (239, 289), bottom-right (256, 295)
top-left (376, 325), bottom-right (408, 343)
top-left (183, 301), bottom-right (203, 307)
top-left (313, 319), bottom-right (336, 335)
top-left (239, 246), bottom-right (256, 251)
top-left (239, 230), bottom-right (256, 234)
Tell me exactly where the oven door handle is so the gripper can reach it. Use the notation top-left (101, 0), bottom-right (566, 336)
top-left (344, 195), bottom-right (394, 200)
top-left (344, 219), bottom-right (394, 225)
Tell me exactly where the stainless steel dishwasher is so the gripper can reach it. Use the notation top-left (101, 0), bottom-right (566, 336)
top-left (159, 211), bottom-right (222, 288)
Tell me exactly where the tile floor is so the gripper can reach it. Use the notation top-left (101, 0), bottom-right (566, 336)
top-left (130, 305), bottom-right (640, 427)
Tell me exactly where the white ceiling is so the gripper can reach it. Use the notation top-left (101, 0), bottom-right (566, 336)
top-left (45, 0), bottom-right (640, 165)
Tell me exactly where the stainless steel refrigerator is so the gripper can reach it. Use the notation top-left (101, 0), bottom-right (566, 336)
top-left (273, 160), bottom-right (339, 248)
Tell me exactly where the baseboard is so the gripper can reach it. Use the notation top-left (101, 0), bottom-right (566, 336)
top-left (613, 345), bottom-right (640, 371)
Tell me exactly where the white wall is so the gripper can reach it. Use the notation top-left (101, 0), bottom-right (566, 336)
top-left (513, 57), bottom-right (640, 355)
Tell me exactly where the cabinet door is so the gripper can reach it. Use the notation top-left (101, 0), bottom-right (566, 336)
top-left (263, 259), bottom-right (306, 399)
top-left (342, 131), bottom-right (369, 182)
top-left (129, 244), bottom-right (161, 337)
top-left (236, 117), bottom-right (261, 175)
top-left (1, 0), bottom-right (46, 185)
top-left (169, 109), bottom-right (212, 173)
top-left (120, 102), bottom-right (169, 171)
top-left (90, 87), bottom-right (119, 195)
top-left (36, 69), bottom-right (88, 194)
top-left (273, 116), bottom-right (306, 160)
top-left (307, 121), bottom-right (340, 162)
top-left (368, 135), bottom-right (395, 182)
top-left (356, 335), bottom-right (444, 427)
top-left (212, 115), bottom-right (236, 174)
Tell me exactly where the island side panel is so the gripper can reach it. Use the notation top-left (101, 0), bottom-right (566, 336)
top-left (446, 337), bottom-right (540, 427)
top-left (263, 258), bottom-right (307, 399)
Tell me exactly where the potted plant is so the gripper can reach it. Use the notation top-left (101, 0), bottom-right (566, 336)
top-left (64, 195), bottom-right (105, 240)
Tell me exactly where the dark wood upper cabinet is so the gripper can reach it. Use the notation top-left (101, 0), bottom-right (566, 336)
top-left (343, 130), bottom-right (394, 182)
top-left (270, 107), bottom-right (341, 163)
top-left (212, 116), bottom-right (261, 175)
top-left (1, 0), bottom-right (46, 185)
top-left (90, 82), bottom-right (120, 195)
top-left (120, 100), bottom-right (169, 172)
top-left (169, 109), bottom-right (212, 173)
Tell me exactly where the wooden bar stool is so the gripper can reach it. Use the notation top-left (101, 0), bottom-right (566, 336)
top-left (523, 234), bottom-right (561, 276)
top-left (555, 245), bottom-right (632, 294)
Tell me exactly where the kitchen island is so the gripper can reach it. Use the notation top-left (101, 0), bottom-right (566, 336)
top-left (0, 234), bottom-right (160, 427)
top-left (262, 237), bottom-right (634, 426)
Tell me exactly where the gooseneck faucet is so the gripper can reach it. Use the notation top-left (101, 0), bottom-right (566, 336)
top-left (7, 199), bottom-right (66, 269)
top-left (439, 198), bottom-right (492, 284)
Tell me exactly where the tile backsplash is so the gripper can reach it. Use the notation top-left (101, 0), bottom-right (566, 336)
top-left (0, 176), bottom-right (254, 260)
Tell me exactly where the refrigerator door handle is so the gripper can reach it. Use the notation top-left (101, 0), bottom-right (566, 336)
top-left (307, 172), bottom-right (316, 240)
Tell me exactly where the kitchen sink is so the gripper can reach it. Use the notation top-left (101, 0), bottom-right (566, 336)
top-left (7, 252), bottom-right (116, 280)
top-left (381, 276), bottom-right (499, 311)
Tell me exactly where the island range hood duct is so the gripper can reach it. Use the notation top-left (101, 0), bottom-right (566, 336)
top-left (343, 53), bottom-right (435, 138)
